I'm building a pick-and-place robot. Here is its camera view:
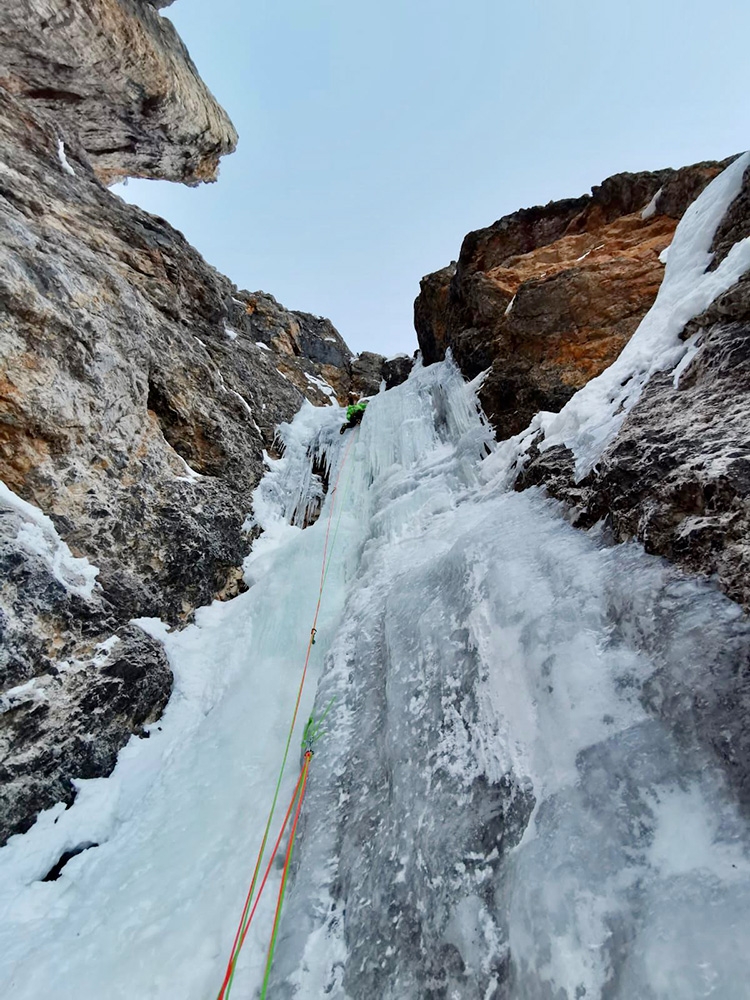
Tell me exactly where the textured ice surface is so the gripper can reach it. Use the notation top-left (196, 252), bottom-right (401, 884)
top-left (2, 359), bottom-right (750, 1000)
top-left (269, 362), bottom-right (750, 1000)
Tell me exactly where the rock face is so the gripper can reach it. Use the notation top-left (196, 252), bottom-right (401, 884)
top-left (419, 159), bottom-right (750, 613)
top-left (350, 351), bottom-right (416, 397)
top-left (415, 161), bottom-right (729, 437)
top-left (0, 84), bottom-right (350, 629)
top-left (0, 0), bottom-right (237, 185)
top-left (0, 3), bottom-right (408, 845)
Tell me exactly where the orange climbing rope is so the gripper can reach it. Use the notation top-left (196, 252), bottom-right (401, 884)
top-left (216, 763), bottom-right (308, 1000)
top-left (217, 427), bottom-right (358, 1000)
top-left (257, 751), bottom-right (312, 999)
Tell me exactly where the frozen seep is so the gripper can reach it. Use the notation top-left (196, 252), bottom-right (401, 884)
top-left (1, 358), bottom-right (750, 1000)
top-left (247, 400), bottom-right (350, 540)
top-left (0, 480), bottom-right (99, 599)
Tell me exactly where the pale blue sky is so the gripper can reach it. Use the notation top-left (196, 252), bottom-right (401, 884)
top-left (118, 0), bottom-right (749, 355)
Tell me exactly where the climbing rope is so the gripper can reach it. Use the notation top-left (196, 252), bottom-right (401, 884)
top-left (217, 425), bottom-right (358, 1000)
top-left (219, 756), bottom-right (310, 997)
top-left (258, 750), bottom-right (312, 1000)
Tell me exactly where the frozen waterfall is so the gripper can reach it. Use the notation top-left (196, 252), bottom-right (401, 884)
top-left (1, 359), bottom-right (750, 1000)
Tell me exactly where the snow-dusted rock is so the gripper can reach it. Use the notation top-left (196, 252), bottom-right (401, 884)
top-left (0, 491), bottom-right (172, 844)
top-left (420, 154), bottom-right (750, 611)
top-left (515, 158), bottom-right (750, 613)
top-left (0, 78), bottom-right (359, 840)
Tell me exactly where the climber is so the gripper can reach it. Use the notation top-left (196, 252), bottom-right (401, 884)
top-left (340, 398), bottom-right (368, 434)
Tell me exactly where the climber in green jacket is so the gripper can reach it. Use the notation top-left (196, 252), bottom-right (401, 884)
top-left (340, 399), bottom-right (368, 434)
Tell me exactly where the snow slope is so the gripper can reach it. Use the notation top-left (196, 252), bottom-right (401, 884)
top-left (0, 405), bottom-right (360, 999)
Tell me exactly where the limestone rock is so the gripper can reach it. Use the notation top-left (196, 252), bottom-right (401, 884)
top-left (0, 0), bottom-right (237, 185)
top-left (513, 165), bottom-right (750, 611)
top-left (1, 83), bottom-right (350, 615)
top-left (0, 0), bottom-right (410, 847)
top-left (412, 264), bottom-right (455, 365)
top-left (415, 160), bottom-right (730, 437)
top-left (0, 496), bottom-right (173, 844)
top-left (0, 80), bottom-right (358, 842)
top-left (350, 351), bottom-right (415, 398)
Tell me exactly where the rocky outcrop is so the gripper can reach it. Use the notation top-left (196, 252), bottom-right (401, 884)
top-left (0, 84), bottom-right (353, 624)
top-left (0, 0), bottom-right (237, 185)
top-left (415, 161), bottom-right (730, 437)
top-left (420, 158), bottom-right (750, 612)
top-left (350, 351), bottom-right (415, 397)
top-left (241, 301), bottom-right (413, 402)
top-left (0, 76), bottom-right (353, 842)
top-left (0, 516), bottom-right (172, 846)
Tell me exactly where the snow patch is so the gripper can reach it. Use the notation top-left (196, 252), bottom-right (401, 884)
top-left (575, 242), bottom-right (605, 263)
top-left (229, 390), bottom-right (263, 435)
top-left (94, 635), bottom-right (121, 662)
top-left (57, 140), bottom-right (76, 177)
top-left (304, 371), bottom-right (337, 401)
top-left (641, 186), bottom-right (663, 220)
top-left (0, 679), bottom-right (49, 715)
top-left (0, 480), bottom-right (99, 599)
top-left (175, 456), bottom-right (204, 482)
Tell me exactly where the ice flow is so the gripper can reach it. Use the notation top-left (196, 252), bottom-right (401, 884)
top-left (1, 359), bottom-right (750, 1000)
